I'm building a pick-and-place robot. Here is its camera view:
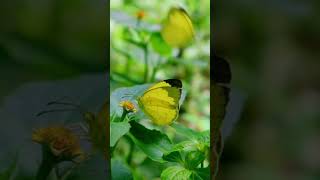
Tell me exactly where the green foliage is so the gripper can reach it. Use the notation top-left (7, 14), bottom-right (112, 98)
top-left (184, 151), bottom-right (206, 170)
top-left (162, 151), bottom-right (183, 164)
top-left (150, 32), bottom-right (172, 56)
top-left (161, 166), bottom-right (192, 180)
top-left (161, 166), bottom-right (209, 180)
top-left (111, 159), bottom-right (133, 180)
top-left (128, 121), bottom-right (173, 162)
top-left (110, 122), bottom-right (131, 147)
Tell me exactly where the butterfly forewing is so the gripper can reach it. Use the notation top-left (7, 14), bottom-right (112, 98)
top-left (138, 79), bottom-right (182, 125)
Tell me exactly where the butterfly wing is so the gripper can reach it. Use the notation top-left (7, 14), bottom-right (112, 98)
top-left (161, 7), bottom-right (194, 47)
top-left (138, 79), bottom-right (182, 125)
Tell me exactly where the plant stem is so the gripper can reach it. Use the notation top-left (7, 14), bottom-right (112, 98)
top-left (150, 56), bottom-right (162, 82)
top-left (143, 45), bottom-right (149, 83)
top-left (120, 109), bottom-right (129, 122)
top-left (177, 48), bottom-right (184, 58)
top-left (125, 135), bottom-right (134, 165)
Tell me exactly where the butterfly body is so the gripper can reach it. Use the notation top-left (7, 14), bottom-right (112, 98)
top-left (137, 79), bottom-right (182, 126)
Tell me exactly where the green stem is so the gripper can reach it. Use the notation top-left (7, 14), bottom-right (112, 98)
top-left (177, 48), bottom-right (184, 58)
top-left (120, 109), bottom-right (129, 122)
top-left (150, 56), bottom-right (162, 82)
top-left (125, 135), bottom-right (134, 165)
top-left (143, 45), bottom-right (149, 83)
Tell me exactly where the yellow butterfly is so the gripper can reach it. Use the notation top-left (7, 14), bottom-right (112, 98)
top-left (161, 7), bottom-right (195, 48)
top-left (137, 79), bottom-right (182, 126)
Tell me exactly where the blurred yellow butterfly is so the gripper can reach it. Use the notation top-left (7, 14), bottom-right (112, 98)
top-left (137, 79), bottom-right (182, 126)
top-left (161, 7), bottom-right (195, 48)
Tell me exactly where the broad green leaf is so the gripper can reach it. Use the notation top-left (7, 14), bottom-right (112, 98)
top-left (161, 166), bottom-right (210, 180)
top-left (162, 151), bottom-right (183, 164)
top-left (128, 121), bottom-right (172, 162)
top-left (193, 167), bottom-right (210, 180)
top-left (171, 123), bottom-right (201, 140)
top-left (111, 159), bottom-right (133, 180)
top-left (185, 151), bottom-right (206, 170)
top-left (161, 166), bottom-right (192, 180)
top-left (150, 32), bottom-right (172, 56)
top-left (171, 129), bottom-right (210, 154)
top-left (110, 122), bottom-right (131, 147)
top-left (173, 141), bottom-right (198, 152)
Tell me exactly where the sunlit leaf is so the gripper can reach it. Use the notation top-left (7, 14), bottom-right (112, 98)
top-left (110, 122), bottom-right (131, 147)
top-left (161, 166), bottom-right (192, 180)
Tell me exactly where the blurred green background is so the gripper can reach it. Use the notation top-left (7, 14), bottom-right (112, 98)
top-left (215, 1), bottom-right (320, 179)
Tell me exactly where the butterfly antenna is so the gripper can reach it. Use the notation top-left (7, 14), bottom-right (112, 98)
top-left (46, 100), bottom-right (86, 114)
top-left (122, 93), bottom-right (140, 100)
top-left (36, 108), bottom-right (80, 117)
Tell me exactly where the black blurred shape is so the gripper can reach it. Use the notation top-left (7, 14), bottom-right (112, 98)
top-left (212, 55), bottom-right (231, 84)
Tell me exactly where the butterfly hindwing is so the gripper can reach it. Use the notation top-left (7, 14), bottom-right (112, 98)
top-left (138, 79), bottom-right (182, 125)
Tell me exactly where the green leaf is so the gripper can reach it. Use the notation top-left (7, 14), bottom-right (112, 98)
top-left (161, 166), bottom-right (210, 180)
top-left (150, 32), bottom-right (172, 56)
top-left (197, 130), bottom-right (210, 148)
top-left (185, 151), bottom-right (206, 170)
top-left (173, 141), bottom-right (198, 152)
top-left (193, 167), bottom-right (210, 180)
top-left (128, 121), bottom-right (172, 162)
top-left (162, 151), bottom-right (183, 164)
top-left (111, 159), bottom-right (133, 180)
top-left (123, 27), bottom-right (142, 44)
top-left (171, 123), bottom-right (201, 140)
top-left (110, 122), bottom-right (131, 147)
top-left (161, 166), bottom-right (192, 180)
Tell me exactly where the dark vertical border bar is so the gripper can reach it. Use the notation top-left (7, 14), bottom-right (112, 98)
top-left (210, 0), bottom-right (232, 178)
top-left (106, 0), bottom-right (111, 179)
top-left (210, 0), bottom-right (214, 179)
